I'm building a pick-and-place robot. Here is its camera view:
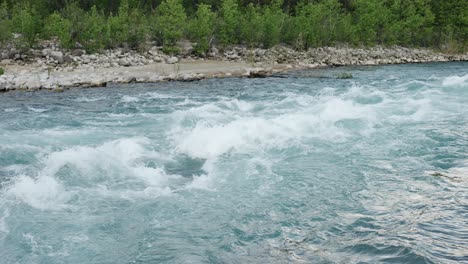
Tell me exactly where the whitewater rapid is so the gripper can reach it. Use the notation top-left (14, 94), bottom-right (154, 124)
top-left (0, 62), bottom-right (467, 263)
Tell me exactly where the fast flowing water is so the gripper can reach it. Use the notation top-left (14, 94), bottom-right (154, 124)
top-left (0, 63), bottom-right (467, 263)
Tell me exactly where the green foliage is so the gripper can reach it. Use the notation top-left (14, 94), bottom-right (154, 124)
top-left (108, 0), bottom-right (148, 48)
top-left (386, 0), bottom-right (435, 46)
top-left (261, 0), bottom-right (284, 48)
top-left (11, 2), bottom-right (41, 47)
top-left (156, 0), bottom-right (187, 53)
top-left (239, 4), bottom-right (263, 47)
top-left (0, 67), bottom-right (4, 75)
top-left (82, 6), bottom-right (108, 52)
top-left (0, 1), bottom-right (12, 45)
top-left (44, 12), bottom-right (73, 48)
top-left (61, 2), bottom-right (86, 47)
top-left (0, 0), bottom-right (466, 53)
top-left (189, 4), bottom-right (216, 55)
top-left (218, 0), bottom-right (240, 46)
top-left (293, 0), bottom-right (348, 48)
top-left (353, 0), bottom-right (389, 45)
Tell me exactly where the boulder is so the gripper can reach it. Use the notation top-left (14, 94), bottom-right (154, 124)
top-left (207, 47), bottom-right (219, 58)
top-left (248, 68), bottom-right (272, 78)
top-left (71, 49), bottom-right (86, 57)
top-left (63, 55), bottom-right (74, 64)
top-left (42, 48), bottom-right (52, 57)
top-left (148, 46), bottom-right (160, 56)
top-left (166, 56), bottom-right (179, 64)
top-left (177, 40), bottom-right (194, 55)
top-left (118, 58), bottom-right (131, 67)
top-left (50, 51), bottom-right (64, 64)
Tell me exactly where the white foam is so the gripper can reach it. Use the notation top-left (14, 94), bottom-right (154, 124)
top-left (6, 175), bottom-right (69, 210)
top-left (121, 95), bottom-right (140, 103)
top-left (3, 108), bottom-right (18, 112)
top-left (74, 96), bottom-right (106, 102)
top-left (174, 97), bottom-right (375, 159)
top-left (185, 174), bottom-right (213, 190)
top-left (2, 137), bottom-right (180, 209)
top-left (442, 74), bottom-right (468, 86)
top-left (144, 92), bottom-right (183, 99)
top-left (28, 107), bottom-right (47, 113)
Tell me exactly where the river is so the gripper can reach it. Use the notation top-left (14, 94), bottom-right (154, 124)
top-left (0, 62), bottom-right (467, 263)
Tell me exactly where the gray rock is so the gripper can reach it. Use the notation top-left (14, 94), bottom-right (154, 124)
top-left (71, 49), bottom-right (86, 57)
top-left (63, 55), bottom-right (73, 64)
top-left (42, 49), bottom-right (52, 57)
top-left (248, 68), bottom-right (272, 78)
top-left (177, 40), bottom-right (194, 56)
top-left (208, 47), bottom-right (219, 58)
top-left (153, 56), bottom-right (163, 63)
top-left (148, 46), bottom-right (160, 56)
top-left (50, 51), bottom-right (64, 64)
top-left (166, 56), bottom-right (179, 64)
top-left (118, 58), bottom-right (131, 67)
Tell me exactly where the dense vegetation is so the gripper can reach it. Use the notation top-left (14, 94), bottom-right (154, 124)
top-left (0, 0), bottom-right (466, 54)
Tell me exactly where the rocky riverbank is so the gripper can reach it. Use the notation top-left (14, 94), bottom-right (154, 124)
top-left (1, 43), bottom-right (467, 92)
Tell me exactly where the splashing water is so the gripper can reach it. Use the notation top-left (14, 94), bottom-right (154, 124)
top-left (0, 63), bottom-right (467, 263)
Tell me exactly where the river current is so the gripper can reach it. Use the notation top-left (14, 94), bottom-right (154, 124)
top-left (0, 62), bottom-right (467, 263)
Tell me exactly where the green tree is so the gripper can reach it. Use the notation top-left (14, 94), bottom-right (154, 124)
top-left (239, 3), bottom-right (263, 47)
top-left (189, 4), bottom-right (216, 55)
top-left (108, 0), bottom-right (148, 48)
top-left (0, 1), bottom-right (12, 45)
top-left (386, 0), bottom-right (435, 46)
top-left (82, 6), bottom-right (108, 52)
top-left (44, 12), bottom-right (73, 48)
top-left (156, 0), bottom-right (187, 53)
top-left (61, 2), bottom-right (86, 48)
top-left (353, 0), bottom-right (390, 45)
top-left (11, 2), bottom-right (41, 47)
top-left (261, 0), bottom-right (284, 48)
top-left (294, 0), bottom-right (346, 48)
top-left (218, 0), bottom-right (240, 46)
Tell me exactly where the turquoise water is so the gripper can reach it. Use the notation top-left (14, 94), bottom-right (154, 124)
top-left (0, 63), bottom-right (467, 263)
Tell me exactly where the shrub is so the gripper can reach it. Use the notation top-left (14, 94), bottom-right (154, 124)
top-left (294, 0), bottom-right (349, 48)
top-left (82, 6), bottom-right (108, 52)
top-left (108, 0), bottom-right (147, 48)
top-left (0, 67), bottom-right (4, 75)
top-left (239, 3), bottom-right (262, 47)
top-left (156, 0), bottom-right (187, 54)
top-left (218, 0), bottom-right (240, 46)
top-left (61, 2), bottom-right (86, 47)
top-left (386, 0), bottom-right (435, 46)
top-left (0, 1), bottom-right (12, 45)
top-left (11, 2), bottom-right (41, 47)
top-left (189, 4), bottom-right (216, 55)
top-left (261, 0), bottom-right (284, 48)
top-left (43, 12), bottom-right (73, 48)
top-left (352, 0), bottom-right (389, 45)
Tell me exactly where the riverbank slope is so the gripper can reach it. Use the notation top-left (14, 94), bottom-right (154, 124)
top-left (1, 45), bottom-right (467, 92)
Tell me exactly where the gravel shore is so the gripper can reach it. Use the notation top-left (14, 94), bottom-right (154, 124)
top-left (1, 45), bottom-right (466, 92)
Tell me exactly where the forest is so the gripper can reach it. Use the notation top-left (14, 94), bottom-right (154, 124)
top-left (0, 0), bottom-right (466, 54)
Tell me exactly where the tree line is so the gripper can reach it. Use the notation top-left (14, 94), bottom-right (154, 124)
top-left (0, 0), bottom-right (466, 54)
